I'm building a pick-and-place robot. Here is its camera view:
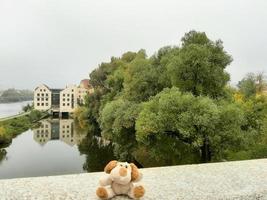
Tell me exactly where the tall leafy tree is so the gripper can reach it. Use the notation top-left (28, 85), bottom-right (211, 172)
top-left (167, 30), bottom-right (232, 98)
top-left (136, 87), bottom-right (244, 161)
top-left (123, 58), bottom-right (162, 102)
top-left (237, 73), bottom-right (258, 98)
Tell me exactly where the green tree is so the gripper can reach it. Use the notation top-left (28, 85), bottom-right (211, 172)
top-left (237, 73), bottom-right (257, 98)
top-left (167, 31), bottom-right (232, 98)
top-left (100, 99), bottom-right (141, 139)
top-left (255, 72), bottom-right (267, 94)
top-left (136, 87), bottom-right (244, 161)
top-left (123, 58), bottom-right (162, 102)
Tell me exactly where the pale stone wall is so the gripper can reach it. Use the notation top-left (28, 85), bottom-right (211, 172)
top-left (76, 86), bottom-right (88, 105)
top-left (59, 85), bottom-right (77, 113)
top-left (33, 84), bottom-right (52, 111)
top-left (59, 84), bottom-right (91, 113)
top-left (0, 159), bottom-right (266, 200)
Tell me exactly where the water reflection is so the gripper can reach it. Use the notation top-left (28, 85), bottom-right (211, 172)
top-left (33, 119), bottom-right (86, 146)
top-left (0, 118), bottom-right (87, 179)
top-left (0, 149), bottom-right (6, 164)
top-left (78, 134), bottom-right (116, 172)
top-left (3, 116), bottom-right (261, 179)
top-left (76, 128), bottom-right (202, 172)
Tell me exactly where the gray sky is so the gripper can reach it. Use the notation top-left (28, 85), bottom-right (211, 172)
top-left (0, 0), bottom-right (267, 90)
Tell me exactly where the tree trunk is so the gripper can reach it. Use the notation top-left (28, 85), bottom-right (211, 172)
top-left (201, 135), bottom-right (211, 162)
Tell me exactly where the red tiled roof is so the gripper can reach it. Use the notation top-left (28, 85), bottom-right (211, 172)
top-left (79, 79), bottom-right (91, 89)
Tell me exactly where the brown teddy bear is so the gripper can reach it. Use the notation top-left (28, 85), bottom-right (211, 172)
top-left (96, 160), bottom-right (145, 199)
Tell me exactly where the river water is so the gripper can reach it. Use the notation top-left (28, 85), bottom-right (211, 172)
top-left (0, 118), bottom-right (87, 179)
top-left (0, 102), bottom-right (266, 179)
top-left (0, 101), bottom-right (32, 118)
top-left (0, 102), bottom-right (116, 179)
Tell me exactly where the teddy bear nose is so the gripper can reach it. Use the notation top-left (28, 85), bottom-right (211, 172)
top-left (119, 167), bottom-right (128, 177)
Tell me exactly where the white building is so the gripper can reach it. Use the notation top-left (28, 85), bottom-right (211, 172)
top-left (34, 79), bottom-right (93, 116)
top-left (34, 84), bottom-right (52, 111)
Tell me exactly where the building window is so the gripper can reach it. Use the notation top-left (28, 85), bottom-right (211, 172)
top-left (63, 98), bottom-right (65, 101)
top-left (46, 93), bottom-right (48, 97)
top-left (63, 103), bottom-right (65, 106)
top-left (37, 93), bottom-right (40, 96)
top-left (40, 89), bottom-right (42, 92)
top-left (42, 93), bottom-right (44, 96)
top-left (72, 89), bottom-right (74, 92)
top-left (67, 103), bottom-right (70, 106)
top-left (46, 103), bottom-right (48, 106)
top-left (37, 103), bottom-right (40, 106)
top-left (67, 94), bottom-right (70, 97)
top-left (67, 98), bottom-right (70, 101)
top-left (37, 98), bottom-right (40, 101)
top-left (41, 103), bottom-right (44, 106)
top-left (44, 89), bottom-right (46, 92)
top-left (63, 94), bottom-right (65, 97)
top-left (42, 98), bottom-right (44, 101)
top-left (46, 98), bottom-right (48, 101)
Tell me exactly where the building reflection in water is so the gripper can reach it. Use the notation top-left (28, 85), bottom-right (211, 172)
top-left (33, 119), bottom-right (86, 146)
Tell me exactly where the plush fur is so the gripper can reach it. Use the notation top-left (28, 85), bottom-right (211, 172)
top-left (96, 160), bottom-right (145, 199)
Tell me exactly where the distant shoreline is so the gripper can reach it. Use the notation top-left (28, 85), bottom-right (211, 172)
top-left (0, 89), bottom-right (33, 104)
top-left (0, 99), bottom-right (33, 104)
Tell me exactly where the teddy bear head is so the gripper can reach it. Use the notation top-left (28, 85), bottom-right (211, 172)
top-left (104, 160), bottom-right (141, 185)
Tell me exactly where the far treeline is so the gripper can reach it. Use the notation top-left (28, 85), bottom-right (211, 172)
top-left (75, 30), bottom-right (267, 163)
top-left (0, 89), bottom-right (33, 103)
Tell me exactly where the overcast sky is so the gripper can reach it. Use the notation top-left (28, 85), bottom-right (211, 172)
top-left (0, 0), bottom-right (267, 90)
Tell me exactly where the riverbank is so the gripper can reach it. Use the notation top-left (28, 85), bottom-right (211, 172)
top-left (0, 110), bottom-right (45, 145)
top-left (0, 101), bottom-right (32, 118)
top-left (0, 159), bottom-right (266, 200)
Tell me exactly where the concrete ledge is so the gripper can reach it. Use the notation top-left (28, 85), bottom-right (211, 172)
top-left (0, 159), bottom-right (266, 200)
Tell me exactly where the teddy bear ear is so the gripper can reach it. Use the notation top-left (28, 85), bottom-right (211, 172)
top-left (104, 160), bottom-right (117, 173)
top-left (130, 163), bottom-right (140, 181)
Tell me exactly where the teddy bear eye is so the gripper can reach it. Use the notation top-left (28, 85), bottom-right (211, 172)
top-left (125, 165), bottom-right (128, 168)
top-left (120, 164), bottom-right (123, 167)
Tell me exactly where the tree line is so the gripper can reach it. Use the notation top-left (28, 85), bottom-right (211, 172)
top-left (0, 89), bottom-right (33, 103)
top-left (75, 30), bottom-right (267, 163)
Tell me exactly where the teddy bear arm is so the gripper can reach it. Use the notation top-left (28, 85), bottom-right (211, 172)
top-left (99, 174), bottom-right (112, 186)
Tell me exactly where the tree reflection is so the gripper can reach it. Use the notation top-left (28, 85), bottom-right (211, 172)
top-left (78, 134), bottom-right (116, 172)
top-left (134, 133), bottom-right (201, 168)
top-left (0, 149), bottom-right (7, 163)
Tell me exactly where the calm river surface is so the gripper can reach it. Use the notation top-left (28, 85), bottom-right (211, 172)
top-left (0, 119), bottom-right (87, 179)
top-left (0, 101), bottom-right (32, 118)
top-left (0, 102), bottom-right (266, 179)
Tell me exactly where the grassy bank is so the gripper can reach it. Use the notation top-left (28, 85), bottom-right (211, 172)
top-left (0, 110), bottom-right (45, 145)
